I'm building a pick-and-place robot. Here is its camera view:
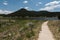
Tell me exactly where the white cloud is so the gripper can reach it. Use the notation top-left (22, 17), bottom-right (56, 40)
top-left (38, 2), bottom-right (42, 4)
top-left (24, 7), bottom-right (31, 10)
top-left (3, 1), bottom-right (8, 5)
top-left (24, 7), bottom-right (29, 9)
top-left (3, 2), bottom-right (8, 5)
top-left (40, 5), bottom-right (60, 11)
top-left (45, 1), bottom-right (60, 6)
top-left (36, 2), bottom-right (42, 6)
top-left (40, 1), bottom-right (60, 11)
top-left (0, 10), bottom-right (12, 14)
top-left (23, 1), bottom-right (28, 4)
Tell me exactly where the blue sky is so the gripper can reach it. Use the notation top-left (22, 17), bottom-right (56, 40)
top-left (0, 0), bottom-right (60, 14)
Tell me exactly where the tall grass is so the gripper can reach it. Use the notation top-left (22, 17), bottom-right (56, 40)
top-left (0, 17), bottom-right (45, 40)
top-left (48, 20), bottom-right (60, 40)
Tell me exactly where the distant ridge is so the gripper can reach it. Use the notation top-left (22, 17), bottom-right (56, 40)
top-left (7, 8), bottom-right (60, 16)
top-left (0, 8), bottom-right (60, 19)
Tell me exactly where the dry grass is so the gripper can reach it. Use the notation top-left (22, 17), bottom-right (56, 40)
top-left (48, 20), bottom-right (60, 40)
top-left (0, 17), bottom-right (45, 40)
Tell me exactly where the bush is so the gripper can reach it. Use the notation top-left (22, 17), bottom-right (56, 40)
top-left (58, 16), bottom-right (60, 19)
top-left (26, 32), bottom-right (32, 38)
top-left (17, 37), bottom-right (23, 40)
top-left (0, 24), bottom-right (1, 27)
top-left (58, 27), bottom-right (60, 32)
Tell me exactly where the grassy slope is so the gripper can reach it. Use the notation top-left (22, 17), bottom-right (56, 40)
top-left (48, 20), bottom-right (60, 40)
top-left (0, 17), bottom-right (45, 40)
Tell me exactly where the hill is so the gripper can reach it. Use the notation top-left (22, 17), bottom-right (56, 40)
top-left (0, 8), bottom-right (60, 19)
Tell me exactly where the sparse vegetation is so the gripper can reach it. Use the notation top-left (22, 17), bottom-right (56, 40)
top-left (0, 17), bottom-right (45, 40)
top-left (48, 20), bottom-right (60, 40)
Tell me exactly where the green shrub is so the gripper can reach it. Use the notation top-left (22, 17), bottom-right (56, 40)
top-left (58, 27), bottom-right (60, 32)
top-left (17, 37), bottom-right (23, 40)
top-left (0, 24), bottom-right (1, 27)
top-left (26, 32), bottom-right (32, 38)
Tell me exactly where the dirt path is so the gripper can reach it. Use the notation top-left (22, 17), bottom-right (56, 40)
top-left (38, 21), bottom-right (55, 40)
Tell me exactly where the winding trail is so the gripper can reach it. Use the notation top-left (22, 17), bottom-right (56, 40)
top-left (38, 21), bottom-right (55, 40)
